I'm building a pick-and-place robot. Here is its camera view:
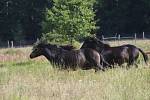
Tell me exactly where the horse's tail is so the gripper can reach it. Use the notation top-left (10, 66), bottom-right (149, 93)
top-left (138, 48), bottom-right (148, 64)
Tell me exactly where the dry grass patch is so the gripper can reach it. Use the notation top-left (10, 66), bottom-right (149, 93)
top-left (0, 40), bottom-right (150, 100)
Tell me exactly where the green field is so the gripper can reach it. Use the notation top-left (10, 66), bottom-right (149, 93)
top-left (0, 40), bottom-right (150, 100)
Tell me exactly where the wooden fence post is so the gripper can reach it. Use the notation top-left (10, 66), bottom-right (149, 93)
top-left (134, 33), bottom-right (136, 44)
top-left (115, 33), bottom-right (118, 45)
top-left (11, 41), bottom-right (13, 48)
top-left (118, 34), bottom-right (120, 45)
top-left (143, 32), bottom-right (145, 39)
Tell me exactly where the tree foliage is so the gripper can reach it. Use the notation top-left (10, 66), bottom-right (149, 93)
top-left (42, 0), bottom-right (96, 43)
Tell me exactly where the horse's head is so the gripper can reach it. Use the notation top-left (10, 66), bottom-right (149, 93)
top-left (30, 43), bottom-right (46, 58)
top-left (30, 42), bottom-right (60, 59)
top-left (81, 37), bottom-right (111, 52)
top-left (81, 37), bottom-right (103, 49)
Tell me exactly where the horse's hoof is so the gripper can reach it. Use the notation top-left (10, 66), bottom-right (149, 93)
top-left (102, 69), bottom-right (105, 71)
top-left (95, 70), bottom-right (98, 73)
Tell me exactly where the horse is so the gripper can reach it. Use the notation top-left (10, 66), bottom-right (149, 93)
top-left (30, 43), bottom-right (105, 72)
top-left (81, 37), bottom-right (148, 68)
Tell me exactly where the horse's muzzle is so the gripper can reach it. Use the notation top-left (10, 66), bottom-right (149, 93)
top-left (30, 54), bottom-right (34, 59)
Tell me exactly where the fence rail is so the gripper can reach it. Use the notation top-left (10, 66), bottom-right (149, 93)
top-left (102, 32), bottom-right (145, 41)
top-left (0, 32), bottom-right (148, 48)
top-left (101, 32), bottom-right (148, 45)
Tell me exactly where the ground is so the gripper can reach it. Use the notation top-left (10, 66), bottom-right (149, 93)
top-left (0, 40), bottom-right (150, 100)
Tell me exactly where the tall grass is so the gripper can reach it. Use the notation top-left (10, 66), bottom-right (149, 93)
top-left (0, 40), bottom-right (150, 100)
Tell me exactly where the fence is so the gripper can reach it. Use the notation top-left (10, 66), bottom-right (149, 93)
top-left (0, 40), bottom-right (35, 48)
top-left (0, 32), bottom-right (148, 48)
top-left (101, 32), bottom-right (146, 45)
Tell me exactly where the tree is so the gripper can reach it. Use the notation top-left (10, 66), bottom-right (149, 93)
top-left (0, 0), bottom-right (49, 42)
top-left (42, 0), bottom-right (96, 44)
top-left (95, 0), bottom-right (150, 37)
top-left (95, 0), bottom-right (119, 36)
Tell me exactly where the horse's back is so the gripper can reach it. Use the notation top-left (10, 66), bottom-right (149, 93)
top-left (122, 44), bottom-right (139, 57)
top-left (105, 46), bottom-right (128, 55)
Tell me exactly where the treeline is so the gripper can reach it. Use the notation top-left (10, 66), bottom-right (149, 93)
top-left (0, 0), bottom-right (50, 42)
top-left (0, 0), bottom-right (150, 43)
top-left (95, 0), bottom-right (150, 37)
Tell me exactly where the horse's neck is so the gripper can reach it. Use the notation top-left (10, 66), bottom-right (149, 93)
top-left (43, 48), bottom-right (56, 60)
top-left (103, 44), bottom-right (110, 49)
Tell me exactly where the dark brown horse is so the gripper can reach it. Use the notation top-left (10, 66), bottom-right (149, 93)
top-left (81, 37), bottom-right (148, 68)
top-left (30, 43), bottom-right (105, 71)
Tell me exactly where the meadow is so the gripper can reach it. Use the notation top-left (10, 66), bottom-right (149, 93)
top-left (0, 40), bottom-right (150, 100)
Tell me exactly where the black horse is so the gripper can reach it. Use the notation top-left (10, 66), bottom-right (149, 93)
top-left (81, 37), bottom-right (148, 68)
top-left (30, 43), bottom-right (105, 71)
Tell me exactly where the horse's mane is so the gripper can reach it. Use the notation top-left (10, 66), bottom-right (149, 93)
top-left (94, 37), bottom-right (110, 47)
top-left (102, 42), bottom-right (110, 48)
top-left (86, 37), bottom-right (111, 48)
top-left (36, 43), bottom-right (75, 51)
top-left (60, 45), bottom-right (75, 51)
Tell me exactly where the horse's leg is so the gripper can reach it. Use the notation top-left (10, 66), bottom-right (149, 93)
top-left (127, 60), bottom-right (132, 69)
top-left (127, 56), bottom-right (138, 69)
top-left (118, 59), bottom-right (125, 68)
top-left (100, 55), bottom-right (112, 69)
top-left (110, 59), bottom-right (115, 68)
top-left (131, 59), bottom-right (138, 68)
top-left (85, 50), bottom-right (105, 71)
top-left (93, 59), bottom-right (105, 72)
top-left (71, 65), bottom-right (77, 71)
top-left (127, 62), bottom-right (138, 69)
top-left (109, 65), bottom-right (114, 69)
top-left (134, 63), bottom-right (138, 68)
top-left (133, 55), bottom-right (139, 68)
top-left (127, 49), bottom-right (140, 69)
top-left (90, 58), bottom-right (105, 72)
top-left (97, 63), bottom-right (105, 72)
top-left (101, 62), bottom-right (108, 70)
top-left (127, 57), bottom-right (134, 69)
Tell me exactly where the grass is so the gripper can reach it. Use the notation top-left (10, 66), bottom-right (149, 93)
top-left (0, 39), bottom-right (150, 100)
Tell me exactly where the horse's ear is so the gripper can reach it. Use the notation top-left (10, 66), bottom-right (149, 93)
top-left (33, 38), bottom-right (40, 46)
top-left (40, 38), bottom-right (48, 44)
top-left (34, 38), bottom-right (46, 47)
